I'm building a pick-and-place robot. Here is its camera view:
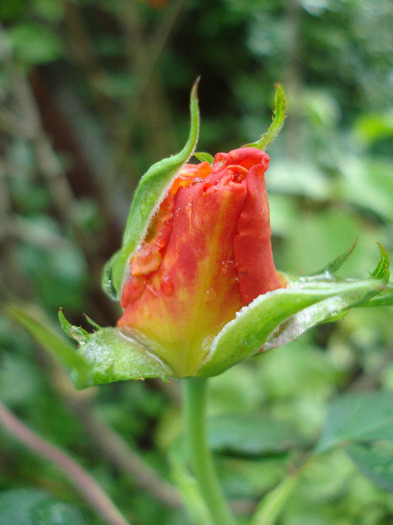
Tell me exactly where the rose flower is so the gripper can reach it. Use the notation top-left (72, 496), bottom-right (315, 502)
top-left (57, 83), bottom-right (389, 388)
top-left (118, 148), bottom-right (286, 377)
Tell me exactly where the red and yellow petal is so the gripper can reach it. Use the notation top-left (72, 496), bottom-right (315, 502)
top-left (119, 148), bottom-right (284, 376)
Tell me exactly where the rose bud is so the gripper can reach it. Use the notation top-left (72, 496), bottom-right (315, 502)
top-left (55, 83), bottom-right (391, 388)
top-left (118, 148), bottom-right (286, 376)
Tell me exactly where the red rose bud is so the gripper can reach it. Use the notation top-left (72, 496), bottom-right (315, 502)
top-left (118, 147), bottom-right (286, 377)
top-left (53, 83), bottom-right (392, 388)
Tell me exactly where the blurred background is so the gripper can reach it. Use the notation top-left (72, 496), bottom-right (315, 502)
top-left (1, 0), bottom-right (393, 523)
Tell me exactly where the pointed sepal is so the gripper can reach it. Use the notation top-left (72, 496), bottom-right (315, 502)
top-left (370, 243), bottom-right (390, 283)
top-left (70, 327), bottom-right (172, 387)
top-left (243, 84), bottom-right (286, 151)
top-left (307, 239), bottom-right (358, 279)
top-left (197, 278), bottom-right (384, 377)
top-left (103, 79), bottom-right (201, 300)
top-left (194, 152), bottom-right (214, 164)
top-left (59, 311), bottom-right (172, 387)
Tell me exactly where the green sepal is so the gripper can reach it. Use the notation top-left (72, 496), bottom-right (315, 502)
top-left (71, 328), bottom-right (172, 388)
top-left (345, 442), bottom-right (393, 493)
top-left (198, 278), bottom-right (384, 377)
top-left (243, 84), bottom-right (286, 151)
top-left (370, 242), bottom-right (390, 283)
top-left (358, 283), bottom-right (393, 307)
top-left (59, 311), bottom-right (172, 387)
top-left (308, 239), bottom-right (358, 278)
top-left (103, 79), bottom-right (201, 300)
top-left (58, 308), bottom-right (90, 343)
top-left (194, 152), bottom-right (214, 164)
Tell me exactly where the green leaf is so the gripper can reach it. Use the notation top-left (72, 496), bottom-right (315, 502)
top-left (168, 439), bottom-right (213, 525)
top-left (9, 23), bottom-right (63, 64)
top-left (194, 152), bottom-right (214, 164)
top-left (198, 278), bottom-right (383, 377)
top-left (243, 84), bottom-right (286, 151)
top-left (103, 79), bottom-right (201, 300)
top-left (4, 303), bottom-right (92, 386)
top-left (208, 414), bottom-right (304, 457)
top-left (0, 489), bottom-right (86, 525)
top-left (0, 489), bottom-right (47, 525)
top-left (316, 391), bottom-right (393, 454)
top-left (345, 442), bottom-right (393, 493)
top-left (71, 327), bottom-right (172, 388)
top-left (354, 112), bottom-right (393, 145)
top-left (370, 243), bottom-right (390, 284)
top-left (31, 500), bottom-right (86, 525)
top-left (250, 474), bottom-right (300, 525)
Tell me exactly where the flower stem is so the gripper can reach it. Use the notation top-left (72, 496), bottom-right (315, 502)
top-left (182, 377), bottom-right (237, 525)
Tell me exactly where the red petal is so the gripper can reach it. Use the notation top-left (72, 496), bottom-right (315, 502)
top-left (233, 160), bottom-right (281, 304)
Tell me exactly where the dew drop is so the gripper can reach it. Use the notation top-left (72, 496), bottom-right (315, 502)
top-left (206, 287), bottom-right (217, 301)
top-left (192, 177), bottom-right (204, 186)
top-left (221, 260), bottom-right (235, 274)
top-left (160, 271), bottom-right (174, 296)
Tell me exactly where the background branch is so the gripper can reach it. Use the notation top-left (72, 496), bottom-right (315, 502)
top-left (0, 400), bottom-right (132, 525)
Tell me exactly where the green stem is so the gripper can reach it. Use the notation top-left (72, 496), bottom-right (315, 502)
top-left (182, 377), bottom-right (237, 525)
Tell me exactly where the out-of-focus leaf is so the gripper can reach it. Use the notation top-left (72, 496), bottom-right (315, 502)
top-left (8, 23), bottom-right (63, 64)
top-left (250, 473), bottom-right (300, 525)
top-left (208, 414), bottom-right (304, 457)
top-left (345, 442), bottom-right (393, 493)
top-left (0, 353), bottom-right (42, 406)
top-left (0, 489), bottom-right (86, 525)
top-left (16, 220), bottom-right (87, 311)
top-left (316, 391), bottom-right (393, 454)
top-left (5, 304), bottom-right (92, 387)
top-left (32, 0), bottom-right (65, 23)
top-left (337, 157), bottom-right (393, 222)
top-left (354, 112), bottom-right (393, 145)
top-left (31, 499), bottom-right (86, 525)
top-left (168, 440), bottom-right (213, 525)
top-left (0, 489), bottom-right (47, 525)
top-left (267, 160), bottom-right (330, 200)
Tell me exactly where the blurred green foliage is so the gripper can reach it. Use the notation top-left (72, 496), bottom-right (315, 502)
top-left (1, 0), bottom-right (393, 523)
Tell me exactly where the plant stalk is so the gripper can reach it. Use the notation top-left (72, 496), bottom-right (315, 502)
top-left (182, 377), bottom-right (237, 525)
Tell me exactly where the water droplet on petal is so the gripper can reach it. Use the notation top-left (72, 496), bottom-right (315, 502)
top-left (160, 271), bottom-right (174, 296)
top-left (206, 287), bottom-right (217, 301)
top-left (191, 177), bottom-right (204, 186)
top-left (221, 260), bottom-right (235, 275)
